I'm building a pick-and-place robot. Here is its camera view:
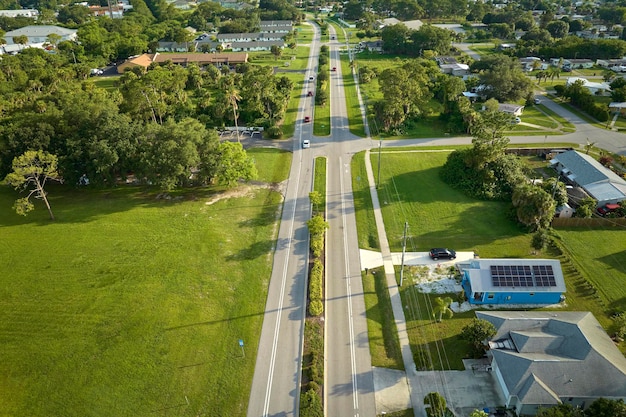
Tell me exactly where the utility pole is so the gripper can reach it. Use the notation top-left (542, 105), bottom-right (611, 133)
top-left (399, 222), bottom-right (408, 287)
top-left (376, 137), bottom-right (382, 188)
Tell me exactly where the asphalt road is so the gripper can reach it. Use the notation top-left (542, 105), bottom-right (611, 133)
top-left (246, 23), bottom-right (321, 417)
top-left (322, 29), bottom-right (377, 417)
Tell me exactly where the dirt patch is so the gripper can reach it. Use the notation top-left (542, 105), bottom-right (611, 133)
top-left (204, 180), bottom-right (287, 206)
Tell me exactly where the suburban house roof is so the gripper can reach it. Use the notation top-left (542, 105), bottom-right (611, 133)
top-left (498, 103), bottom-right (525, 114)
top-left (5, 25), bottom-right (77, 38)
top-left (259, 20), bottom-right (293, 27)
top-left (566, 76), bottom-right (611, 92)
top-left (463, 259), bottom-right (566, 294)
top-left (477, 311), bottom-right (626, 406)
top-left (550, 150), bottom-right (626, 203)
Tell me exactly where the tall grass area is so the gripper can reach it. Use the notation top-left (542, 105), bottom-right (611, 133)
top-left (0, 152), bottom-right (288, 416)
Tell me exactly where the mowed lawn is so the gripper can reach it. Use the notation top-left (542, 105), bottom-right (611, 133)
top-left (0, 150), bottom-right (289, 417)
top-left (373, 150), bottom-right (530, 255)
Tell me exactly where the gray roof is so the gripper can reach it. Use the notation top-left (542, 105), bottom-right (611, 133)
top-left (464, 258), bottom-right (566, 294)
top-left (259, 20), bottom-right (292, 27)
top-left (551, 150), bottom-right (626, 202)
top-left (5, 25), bottom-right (77, 37)
top-left (477, 311), bottom-right (626, 406)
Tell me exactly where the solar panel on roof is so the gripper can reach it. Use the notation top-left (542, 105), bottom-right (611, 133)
top-left (490, 264), bottom-right (558, 288)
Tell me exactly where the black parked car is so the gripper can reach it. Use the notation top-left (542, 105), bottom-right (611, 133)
top-left (429, 248), bottom-right (456, 260)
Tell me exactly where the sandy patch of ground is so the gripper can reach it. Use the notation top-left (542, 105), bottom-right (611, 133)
top-left (204, 181), bottom-right (287, 206)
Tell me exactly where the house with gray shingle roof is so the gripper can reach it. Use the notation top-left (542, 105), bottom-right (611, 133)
top-left (4, 25), bottom-right (77, 46)
top-left (550, 150), bottom-right (626, 207)
top-left (477, 311), bottom-right (626, 416)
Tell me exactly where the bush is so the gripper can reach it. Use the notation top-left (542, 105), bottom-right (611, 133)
top-left (310, 260), bottom-right (323, 301)
top-left (310, 235), bottom-right (323, 258)
top-left (300, 389), bottom-right (323, 417)
top-left (309, 300), bottom-right (324, 316)
top-left (266, 126), bottom-right (283, 139)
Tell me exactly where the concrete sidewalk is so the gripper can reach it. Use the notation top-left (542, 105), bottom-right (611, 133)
top-left (363, 148), bottom-right (425, 417)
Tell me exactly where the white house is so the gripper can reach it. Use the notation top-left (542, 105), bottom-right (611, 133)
top-left (566, 76), bottom-right (611, 95)
top-left (4, 25), bottom-right (77, 46)
top-left (0, 9), bottom-right (38, 18)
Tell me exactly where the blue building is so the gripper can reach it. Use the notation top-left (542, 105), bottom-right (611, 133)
top-left (461, 259), bottom-right (566, 305)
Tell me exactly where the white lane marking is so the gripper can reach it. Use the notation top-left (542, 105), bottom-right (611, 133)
top-left (262, 90), bottom-right (306, 417)
top-left (339, 156), bottom-right (359, 411)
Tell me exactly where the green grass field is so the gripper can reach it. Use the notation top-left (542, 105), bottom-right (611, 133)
top-left (373, 150), bottom-right (530, 254)
top-left (0, 150), bottom-right (289, 416)
top-left (314, 157), bottom-right (327, 210)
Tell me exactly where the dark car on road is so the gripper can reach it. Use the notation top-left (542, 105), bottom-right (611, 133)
top-left (429, 248), bottom-right (456, 260)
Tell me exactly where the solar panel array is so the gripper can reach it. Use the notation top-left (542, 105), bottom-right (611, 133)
top-left (490, 264), bottom-right (556, 288)
top-left (533, 265), bottom-right (557, 287)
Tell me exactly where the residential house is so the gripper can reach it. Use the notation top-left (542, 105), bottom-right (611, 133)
top-left (460, 258), bottom-right (566, 305)
top-left (259, 20), bottom-right (292, 34)
top-left (89, 4), bottom-right (124, 18)
top-left (439, 63), bottom-right (470, 77)
top-left (117, 52), bottom-right (248, 73)
top-left (498, 103), bottom-right (524, 116)
top-left (563, 58), bottom-right (594, 69)
top-left (358, 40), bottom-right (383, 52)
top-left (0, 9), bottom-right (38, 18)
top-left (609, 102), bottom-right (626, 115)
top-left (597, 58), bottom-right (626, 67)
top-left (435, 56), bottom-right (458, 65)
top-left (156, 41), bottom-right (190, 53)
top-left (566, 76), bottom-right (610, 95)
top-left (477, 311), bottom-right (626, 416)
top-left (550, 150), bottom-right (626, 206)
top-left (230, 40), bottom-right (283, 52)
top-left (519, 57), bottom-right (548, 71)
top-left (4, 25), bottom-right (77, 46)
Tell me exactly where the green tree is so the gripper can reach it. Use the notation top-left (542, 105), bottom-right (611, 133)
top-left (270, 44), bottom-right (282, 60)
top-left (227, 85), bottom-right (242, 142)
top-left (3, 150), bottom-right (62, 220)
top-left (471, 54), bottom-right (532, 101)
top-left (574, 197), bottom-right (596, 218)
top-left (546, 20), bottom-right (569, 38)
top-left (512, 184), bottom-right (556, 230)
top-left (531, 229), bottom-right (550, 251)
top-left (460, 318), bottom-right (497, 354)
top-left (469, 410), bottom-right (489, 417)
top-left (432, 296), bottom-right (454, 322)
top-left (536, 403), bottom-right (584, 417)
top-left (211, 141), bottom-right (257, 187)
top-left (424, 392), bottom-right (448, 417)
top-left (309, 191), bottom-right (322, 213)
top-left (583, 398), bottom-right (626, 417)
top-left (307, 214), bottom-right (329, 236)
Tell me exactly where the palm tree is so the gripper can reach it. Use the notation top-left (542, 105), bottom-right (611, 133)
top-left (227, 86), bottom-right (242, 143)
top-left (432, 296), bottom-right (453, 322)
top-left (584, 138), bottom-right (596, 154)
